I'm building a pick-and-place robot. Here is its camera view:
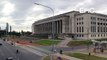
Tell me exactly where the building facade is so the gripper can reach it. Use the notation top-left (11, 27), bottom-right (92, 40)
top-left (32, 11), bottom-right (107, 39)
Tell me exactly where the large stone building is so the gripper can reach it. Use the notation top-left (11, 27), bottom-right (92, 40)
top-left (32, 11), bottom-right (107, 39)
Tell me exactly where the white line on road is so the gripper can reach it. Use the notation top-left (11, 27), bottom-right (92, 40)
top-left (20, 46), bottom-right (47, 56)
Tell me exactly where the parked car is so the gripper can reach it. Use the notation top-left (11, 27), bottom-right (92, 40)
top-left (6, 57), bottom-right (13, 60)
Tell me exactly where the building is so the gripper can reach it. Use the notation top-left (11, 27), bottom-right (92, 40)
top-left (32, 11), bottom-right (107, 39)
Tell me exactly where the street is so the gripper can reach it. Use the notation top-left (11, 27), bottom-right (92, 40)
top-left (0, 40), bottom-right (42, 60)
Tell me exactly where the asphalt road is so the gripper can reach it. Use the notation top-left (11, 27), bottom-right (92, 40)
top-left (0, 40), bottom-right (42, 60)
top-left (37, 45), bottom-right (93, 53)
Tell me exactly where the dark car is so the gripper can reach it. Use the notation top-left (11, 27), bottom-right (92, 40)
top-left (0, 43), bottom-right (2, 46)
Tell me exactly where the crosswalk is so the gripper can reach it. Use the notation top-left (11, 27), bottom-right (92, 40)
top-left (19, 45), bottom-right (51, 57)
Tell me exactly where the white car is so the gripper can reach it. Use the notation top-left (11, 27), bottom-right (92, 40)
top-left (6, 57), bottom-right (13, 60)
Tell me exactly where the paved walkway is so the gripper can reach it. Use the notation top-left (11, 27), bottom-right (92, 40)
top-left (77, 48), bottom-right (107, 58)
top-left (54, 53), bottom-right (82, 60)
top-left (57, 37), bottom-right (72, 47)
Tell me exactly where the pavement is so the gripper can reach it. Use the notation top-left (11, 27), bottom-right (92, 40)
top-left (5, 38), bottom-right (107, 60)
top-left (54, 53), bottom-right (82, 60)
top-left (0, 40), bottom-right (42, 60)
top-left (57, 39), bottom-right (72, 47)
top-left (77, 48), bottom-right (107, 58)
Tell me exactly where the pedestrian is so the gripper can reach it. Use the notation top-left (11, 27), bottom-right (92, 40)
top-left (54, 49), bottom-right (57, 53)
top-left (93, 48), bottom-right (96, 53)
top-left (16, 49), bottom-right (19, 54)
top-left (59, 49), bottom-right (63, 54)
top-left (57, 57), bottom-right (62, 60)
top-left (100, 47), bottom-right (104, 53)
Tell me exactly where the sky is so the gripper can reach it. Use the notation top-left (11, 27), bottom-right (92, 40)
top-left (0, 0), bottom-right (107, 32)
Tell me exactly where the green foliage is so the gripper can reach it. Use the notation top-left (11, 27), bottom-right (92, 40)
top-left (67, 40), bottom-right (92, 47)
top-left (43, 56), bottom-right (50, 60)
top-left (34, 39), bottom-right (61, 45)
top-left (66, 53), bottom-right (107, 60)
top-left (95, 38), bottom-right (107, 41)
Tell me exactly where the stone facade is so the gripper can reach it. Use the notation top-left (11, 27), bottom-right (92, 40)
top-left (32, 11), bottom-right (107, 39)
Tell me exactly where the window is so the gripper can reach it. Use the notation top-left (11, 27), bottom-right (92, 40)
top-left (79, 18), bottom-right (81, 20)
top-left (104, 34), bottom-right (105, 37)
top-left (101, 34), bottom-right (102, 37)
top-left (91, 17), bottom-right (96, 20)
top-left (77, 35), bottom-right (78, 37)
top-left (103, 19), bottom-right (105, 21)
top-left (95, 35), bottom-right (96, 37)
top-left (82, 27), bottom-right (84, 32)
top-left (79, 27), bottom-right (81, 32)
top-left (98, 27), bottom-right (99, 32)
top-left (91, 17), bottom-right (92, 19)
top-left (81, 34), bottom-right (84, 37)
top-left (77, 18), bottom-right (78, 21)
top-left (97, 22), bottom-right (99, 25)
top-left (98, 34), bottom-right (99, 37)
top-left (100, 18), bottom-right (102, 20)
top-left (97, 18), bottom-right (99, 20)
top-left (81, 22), bottom-right (83, 24)
top-left (82, 17), bottom-right (83, 20)
top-left (77, 27), bottom-right (78, 32)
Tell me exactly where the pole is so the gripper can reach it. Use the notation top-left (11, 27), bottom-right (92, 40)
top-left (34, 3), bottom-right (54, 60)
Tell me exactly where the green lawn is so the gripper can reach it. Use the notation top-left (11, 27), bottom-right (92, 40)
top-left (43, 56), bottom-right (50, 60)
top-left (34, 39), bottom-right (61, 45)
top-left (95, 38), bottom-right (107, 41)
top-left (66, 53), bottom-right (107, 60)
top-left (67, 40), bottom-right (92, 47)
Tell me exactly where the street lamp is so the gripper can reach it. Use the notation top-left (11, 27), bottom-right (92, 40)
top-left (34, 3), bottom-right (54, 60)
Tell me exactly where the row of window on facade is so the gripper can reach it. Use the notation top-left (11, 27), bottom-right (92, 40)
top-left (90, 26), bottom-right (107, 32)
top-left (97, 22), bottom-right (107, 25)
top-left (91, 34), bottom-right (107, 37)
top-left (91, 17), bottom-right (107, 21)
top-left (77, 17), bottom-right (83, 21)
top-left (77, 26), bottom-right (107, 33)
top-left (77, 17), bottom-right (107, 21)
top-left (77, 22), bottom-right (83, 25)
top-left (77, 34), bottom-right (84, 37)
top-left (77, 27), bottom-right (84, 32)
top-left (76, 34), bottom-right (107, 38)
top-left (98, 27), bottom-right (107, 32)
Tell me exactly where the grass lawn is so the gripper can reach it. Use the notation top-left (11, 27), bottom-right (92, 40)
top-left (33, 39), bottom-right (61, 45)
top-left (66, 53), bottom-right (107, 60)
top-left (67, 40), bottom-right (92, 47)
top-left (43, 56), bottom-right (50, 60)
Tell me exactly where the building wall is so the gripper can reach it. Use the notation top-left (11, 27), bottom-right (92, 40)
top-left (32, 11), bottom-right (107, 39)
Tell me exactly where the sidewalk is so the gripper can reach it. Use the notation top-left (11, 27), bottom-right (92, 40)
top-left (77, 48), bottom-right (107, 58)
top-left (54, 53), bottom-right (82, 60)
top-left (57, 39), bottom-right (72, 47)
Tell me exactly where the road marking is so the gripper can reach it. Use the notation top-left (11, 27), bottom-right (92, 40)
top-left (27, 45), bottom-right (51, 54)
top-left (20, 46), bottom-right (47, 56)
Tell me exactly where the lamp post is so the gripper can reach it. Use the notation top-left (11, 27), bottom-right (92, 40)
top-left (34, 3), bottom-right (54, 60)
top-left (87, 27), bottom-right (91, 55)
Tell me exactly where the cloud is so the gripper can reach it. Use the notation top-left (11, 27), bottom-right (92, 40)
top-left (1, 1), bottom-right (15, 16)
top-left (0, 0), bottom-right (107, 31)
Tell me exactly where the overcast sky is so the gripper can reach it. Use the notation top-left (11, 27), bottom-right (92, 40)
top-left (0, 0), bottom-right (107, 32)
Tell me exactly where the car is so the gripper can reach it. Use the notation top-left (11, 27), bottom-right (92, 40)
top-left (6, 57), bottom-right (13, 60)
top-left (0, 43), bottom-right (2, 46)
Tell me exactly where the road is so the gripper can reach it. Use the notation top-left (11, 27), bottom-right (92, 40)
top-left (36, 45), bottom-right (93, 53)
top-left (0, 40), bottom-right (42, 60)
